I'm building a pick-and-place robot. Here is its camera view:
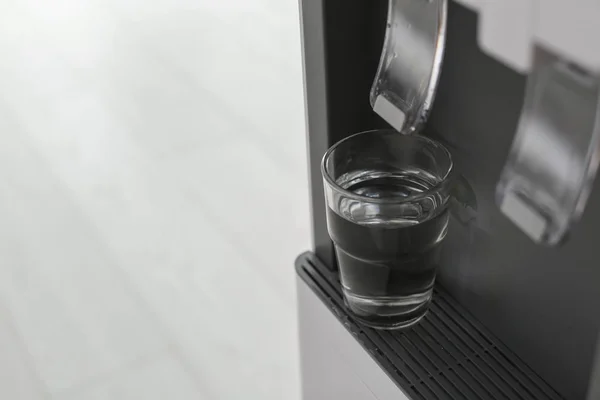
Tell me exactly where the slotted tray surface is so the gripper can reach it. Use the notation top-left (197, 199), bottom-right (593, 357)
top-left (296, 251), bottom-right (564, 400)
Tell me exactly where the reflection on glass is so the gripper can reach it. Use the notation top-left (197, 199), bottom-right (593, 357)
top-left (322, 130), bottom-right (454, 330)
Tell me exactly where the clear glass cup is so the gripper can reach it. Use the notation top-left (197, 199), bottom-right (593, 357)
top-left (322, 129), bottom-right (454, 330)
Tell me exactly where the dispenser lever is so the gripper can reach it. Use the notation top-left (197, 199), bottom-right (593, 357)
top-left (371, 0), bottom-right (447, 134)
top-left (496, 49), bottom-right (600, 246)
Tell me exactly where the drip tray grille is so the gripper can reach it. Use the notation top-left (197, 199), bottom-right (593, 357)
top-left (296, 251), bottom-right (564, 400)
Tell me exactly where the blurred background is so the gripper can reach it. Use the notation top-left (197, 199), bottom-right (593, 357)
top-left (0, 0), bottom-right (310, 399)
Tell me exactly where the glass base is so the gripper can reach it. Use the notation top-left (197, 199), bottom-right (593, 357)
top-left (343, 289), bottom-right (432, 330)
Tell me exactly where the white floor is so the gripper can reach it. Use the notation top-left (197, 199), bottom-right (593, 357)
top-left (0, 1), bottom-right (310, 399)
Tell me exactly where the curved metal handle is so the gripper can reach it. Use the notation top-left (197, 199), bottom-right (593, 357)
top-left (370, 0), bottom-right (447, 134)
top-left (496, 49), bottom-right (600, 246)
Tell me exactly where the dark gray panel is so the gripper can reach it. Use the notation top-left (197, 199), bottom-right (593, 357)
top-left (428, 5), bottom-right (600, 400)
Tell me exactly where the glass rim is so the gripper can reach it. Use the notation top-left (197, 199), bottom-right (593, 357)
top-left (321, 129), bottom-right (454, 205)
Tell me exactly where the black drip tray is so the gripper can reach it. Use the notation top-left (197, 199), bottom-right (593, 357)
top-left (296, 251), bottom-right (564, 400)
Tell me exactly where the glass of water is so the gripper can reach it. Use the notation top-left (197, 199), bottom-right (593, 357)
top-left (322, 129), bottom-right (454, 330)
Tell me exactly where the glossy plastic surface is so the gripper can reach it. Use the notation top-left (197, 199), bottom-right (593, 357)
top-left (370, 0), bottom-right (447, 134)
top-left (497, 49), bottom-right (600, 245)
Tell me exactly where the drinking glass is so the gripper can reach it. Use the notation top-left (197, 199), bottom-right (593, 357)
top-left (322, 129), bottom-right (453, 329)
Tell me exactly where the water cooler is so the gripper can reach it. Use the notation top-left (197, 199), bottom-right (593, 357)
top-left (296, 1), bottom-right (600, 399)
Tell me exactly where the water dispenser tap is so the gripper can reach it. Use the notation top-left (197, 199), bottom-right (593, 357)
top-left (371, 0), bottom-right (447, 134)
top-left (496, 48), bottom-right (600, 246)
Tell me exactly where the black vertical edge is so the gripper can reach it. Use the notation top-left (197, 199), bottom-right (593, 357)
top-left (298, 0), bottom-right (334, 267)
top-left (298, 0), bottom-right (389, 268)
